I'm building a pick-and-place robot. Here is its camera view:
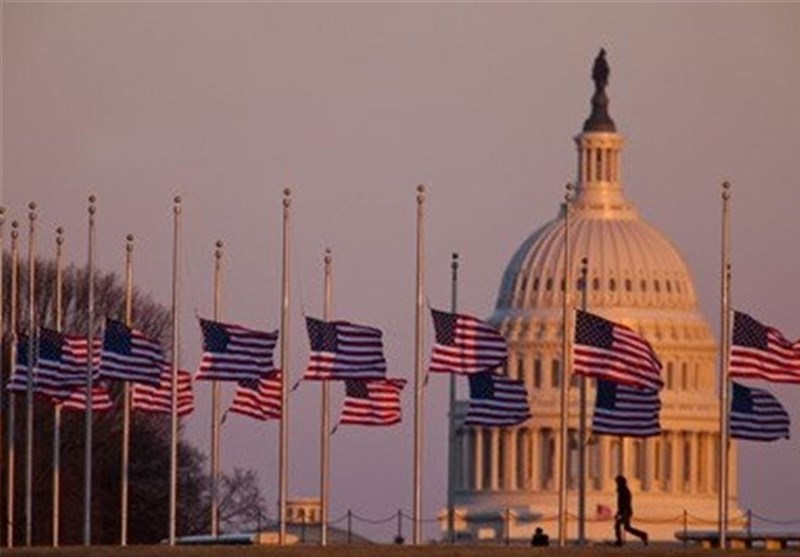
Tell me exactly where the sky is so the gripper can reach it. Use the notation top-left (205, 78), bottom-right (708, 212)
top-left (1, 1), bottom-right (798, 542)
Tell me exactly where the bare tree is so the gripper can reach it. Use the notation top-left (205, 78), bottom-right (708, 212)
top-left (0, 254), bottom-right (264, 545)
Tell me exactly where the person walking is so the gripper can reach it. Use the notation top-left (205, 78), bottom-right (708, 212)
top-left (614, 475), bottom-right (648, 546)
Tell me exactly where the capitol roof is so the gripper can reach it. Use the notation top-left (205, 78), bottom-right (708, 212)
top-left (495, 50), bottom-right (700, 318)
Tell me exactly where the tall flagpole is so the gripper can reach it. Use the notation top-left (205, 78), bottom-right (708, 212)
top-left (24, 203), bottom-right (36, 547)
top-left (211, 240), bottom-right (223, 538)
top-left (557, 183), bottom-right (574, 547)
top-left (718, 181), bottom-right (732, 548)
top-left (446, 252), bottom-right (459, 544)
top-left (120, 234), bottom-right (134, 546)
top-left (278, 188), bottom-right (291, 545)
top-left (0, 207), bottom-right (5, 530)
top-left (84, 195), bottom-right (97, 546)
top-left (52, 227), bottom-right (65, 547)
top-left (169, 196), bottom-right (182, 546)
top-left (320, 248), bottom-right (332, 546)
top-left (413, 184), bottom-right (425, 546)
top-left (6, 219), bottom-right (19, 548)
top-left (577, 257), bottom-right (588, 546)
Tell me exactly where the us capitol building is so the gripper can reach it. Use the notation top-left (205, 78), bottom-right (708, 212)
top-left (447, 51), bottom-right (741, 542)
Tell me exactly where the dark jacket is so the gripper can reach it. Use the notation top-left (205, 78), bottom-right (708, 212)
top-left (617, 484), bottom-right (633, 517)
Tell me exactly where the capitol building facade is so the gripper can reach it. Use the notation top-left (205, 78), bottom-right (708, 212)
top-left (447, 53), bottom-right (741, 542)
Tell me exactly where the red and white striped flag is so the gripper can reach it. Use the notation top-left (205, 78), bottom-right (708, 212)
top-left (132, 368), bottom-right (195, 417)
top-left (574, 310), bottom-right (663, 390)
top-left (197, 318), bottom-right (278, 383)
top-left (98, 318), bottom-right (167, 386)
top-left (339, 378), bottom-right (406, 426)
top-left (59, 384), bottom-right (113, 412)
top-left (228, 371), bottom-right (282, 421)
top-left (304, 317), bottom-right (387, 380)
top-left (429, 309), bottom-right (508, 375)
top-left (730, 311), bottom-right (800, 383)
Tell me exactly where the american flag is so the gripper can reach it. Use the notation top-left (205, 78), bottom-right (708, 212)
top-left (59, 384), bottom-right (114, 412)
top-left (591, 379), bottom-right (661, 437)
top-left (8, 331), bottom-right (101, 397)
top-left (729, 311), bottom-right (800, 384)
top-left (197, 318), bottom-right (278, 382)
top-left (228, 370), bottom-right (282, 421)
top-left (304, 317), bottom-right (387, 380)
top-left (98, 319), bottom-right (166, 386)
top-left (730, 382), bottom-right (790, 442)
top-left (132, 368), bottom-right (195, 417)
top-left (34, 328), bottom-right (100, 399)
top-left (6, 334), bottom-right (34, 394)
top-left (464, 371), bottom-right (530, 427)
top-left (574, 310), bottom-right (664, 390)
top-left (429, 309), bottom-right (508, 375)
top-left (339, 378), bottom-right (406, 426)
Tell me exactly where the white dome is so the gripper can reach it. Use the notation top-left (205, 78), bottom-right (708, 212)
top-left (495, 202), bottom-right (699, 317)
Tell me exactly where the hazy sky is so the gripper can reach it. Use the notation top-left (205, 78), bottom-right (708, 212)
top-left (2, 2), bottom-right (798, 540)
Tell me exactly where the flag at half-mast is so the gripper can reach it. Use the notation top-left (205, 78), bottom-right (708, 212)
top-left (7, 334), bottom-right (35, 394)
top-left (133, 368), bottom-right (195, 417)
top-left (197, 318), bottom-right (278, 382)
top-left (8, 329), bottom-right (101, 400)
top-left (36, 328), bottom-right (100, 398)
top-left (730, 382), bottom-right (790, 442)
top-left (59, 384), bottom-right (114, 412)
top-left (304, 317), bottom-right (387, 380)
top-left (228, 370), bottom-right (282, 421)
top-left (429, 309), bottom-right (508, 374)
top-left (339, 378), bottom-right (406, 426)
top-left (97, 318), bottom-right (167, 386)
top-left (574, 310), bottom-right (664, 390)
top-left (729, 311), bottom-right (800, 384)
top-left (591, 379), bottom-right (661, 437)
top-left (464, 371), bottom-right (530, 427)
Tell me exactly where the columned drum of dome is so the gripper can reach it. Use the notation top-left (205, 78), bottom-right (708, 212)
top-left (444, 51), bottom-right (742, 543)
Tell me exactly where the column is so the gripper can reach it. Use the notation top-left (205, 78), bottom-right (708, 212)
top-left (490, 428), bottom-right (500, 491)
top-left (645, 438), bottom-right (657, 492)
top-left (511, 429), bottom-right (520, 490)
top-left (598, 436), bottom-right (609, 492)
top-left (474, 427), bottom-right (484, 491)
top-left (530, 428), bottom-right (541, 491)
top-left (689, 432), bottom-right (698, 494)
top-left (454, 429), bottom-right (464, 491)
top-left (670, 432), bottom-right (682, 493)
top-left (517, 429), bottom-right (529, 490)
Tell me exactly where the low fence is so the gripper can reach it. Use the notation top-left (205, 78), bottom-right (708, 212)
top-left (265, 508), bottom-right (800, 545)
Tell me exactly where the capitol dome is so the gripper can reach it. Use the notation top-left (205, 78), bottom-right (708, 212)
top-left (496, 200), bottom-right (700, 315)
top-left (446, 51), bottom-right (741, 544)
